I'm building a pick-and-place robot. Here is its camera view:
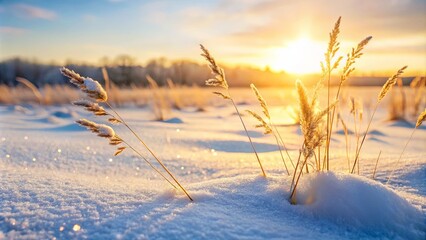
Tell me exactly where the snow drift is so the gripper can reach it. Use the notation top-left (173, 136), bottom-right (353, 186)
top-left (295, 172), bottom-right (425, 239)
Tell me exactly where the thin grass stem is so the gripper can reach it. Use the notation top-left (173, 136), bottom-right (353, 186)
top-left (271, 130), bottom-right (290, 175)
top-left (227, 93), bottom-right (266, 177)
top-left (272, 124), bottom-right (295, 169)
top-left (105, 101), bottom-right (193, 201)
top-left (372, 150), bottom-right (382, 179)
top-left (290, 150), bottom-right (302, 194)
top-left (351, 101), bottom-right (379, 173)
top-left (121, 140), bottom-right (177, 189)
top-left (290, 154), bottom-right (309, 204)
top-left (386, 128), bottom-right (416, 184)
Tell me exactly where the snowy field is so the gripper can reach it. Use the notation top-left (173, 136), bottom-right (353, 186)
top-left (0, 90), bottom-right (425, 239)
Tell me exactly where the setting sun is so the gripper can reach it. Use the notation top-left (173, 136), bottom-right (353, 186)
top-left (269, 38), bottom-right (325, 75)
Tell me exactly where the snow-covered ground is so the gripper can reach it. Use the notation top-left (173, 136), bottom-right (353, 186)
top-left (0, 95), bottom-right (425, 239)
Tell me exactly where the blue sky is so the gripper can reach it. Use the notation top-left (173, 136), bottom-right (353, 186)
top-left (0, 0), bottom-right (425, 75)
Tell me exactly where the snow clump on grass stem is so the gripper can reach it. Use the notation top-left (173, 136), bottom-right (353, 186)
top-left (60, 67), bottom-right (108, 102)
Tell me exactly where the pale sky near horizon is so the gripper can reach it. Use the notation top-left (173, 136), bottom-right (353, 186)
top-left (0, 0), bottom-right (425, 75)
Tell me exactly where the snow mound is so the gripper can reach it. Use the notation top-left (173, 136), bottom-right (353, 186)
top-left (295, 172), bottom-right (425, 239)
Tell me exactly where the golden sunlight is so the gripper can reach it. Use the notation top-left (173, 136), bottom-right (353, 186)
top-left (269, 38), bottom-right (325, 74)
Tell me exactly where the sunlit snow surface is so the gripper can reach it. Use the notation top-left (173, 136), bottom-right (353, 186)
top-left (0, 103), bottom-right (425, 239)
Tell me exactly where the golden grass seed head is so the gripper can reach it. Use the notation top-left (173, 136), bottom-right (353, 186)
top-left (416, 109), bottom-right (426, 128)
top-left (245, 110), bottom-right (272, 134)
top-left (250, 84), bottom-right (270, 119)
top-left (378, 66), bottom-right (408, 101)
top-left (200, 44), bottom-right (229, 89)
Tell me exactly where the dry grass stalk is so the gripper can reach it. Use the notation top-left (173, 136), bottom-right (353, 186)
top-left (323, 16), bottom-right (343, 171)
top-left (351, 66), bottom-right (407, 174)
top-left (349, 97), bottom-right (363, 173)
top-left (73, 99), bottom-right (107, 116)
top-left (200, 44), bottom-right (266, 177)
top-left (388, 78), bottom-right (407, 121)
top-left (410, 76), bottom-right (425, 116)
top-left (245, 110), bottom-right (272, 134)
top-left (324, 33), bottom-right (372, 171)
top-left (372, 150), bottom-right (382, 179)
top-left (61, 67), bottom-right (193, 201)
top-left (247, 84), bottom-right (295, 174)
top-left (387, 108), bottom-right (425, 183)
top-left (339, 115), bottom-right (351, 172)
top-left (378, 66), bottom-right (407, 101)
top-left (167, 78), bottom-right (184, 110)
top-left (16, 77), bottom-right (44, 104)
top-left (101, 67), bottom-right (117, 105)
top-left (146, 75), bottom-right (170, 121)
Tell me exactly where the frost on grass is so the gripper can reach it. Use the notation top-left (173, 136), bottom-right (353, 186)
top-left (294, 172), bottom-right (425, 239)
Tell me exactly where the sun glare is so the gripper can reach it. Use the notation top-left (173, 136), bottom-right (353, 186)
top-left (269, 38), bottom-right (324, 75)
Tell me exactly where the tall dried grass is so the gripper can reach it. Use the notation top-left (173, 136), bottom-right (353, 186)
top-left (323, 16), bottom-right (372, 171)
top-left (322, 17), bottom-right (343, 171)
top-left (61, 67), bottom-right (193, 201)
top-left (200, 44), bottom-right (266, 177)
top-left (290, 80), bottom-right (336, 204)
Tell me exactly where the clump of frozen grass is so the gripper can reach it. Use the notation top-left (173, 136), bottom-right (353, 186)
top-left (200, 44), bottom-right (266, 177)
top-left (61, 67), bottom-right (193, 201)
top-left (290, 80), bottom-right (336, 204)
top-left (246, 83), bottom-right (294, 175)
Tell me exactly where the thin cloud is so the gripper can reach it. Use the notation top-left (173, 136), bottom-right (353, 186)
top-left (12, 4), bottom-right (56, 20)
top-left (199, 0), bottom-right (426, 47)
top-left (0, 27), bottom-right (27, 36)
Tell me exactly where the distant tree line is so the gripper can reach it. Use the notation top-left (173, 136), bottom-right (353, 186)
top-left (0, 55), bottom-right (293, 88)
top-left (0, 56), bottom-right (416, 88)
